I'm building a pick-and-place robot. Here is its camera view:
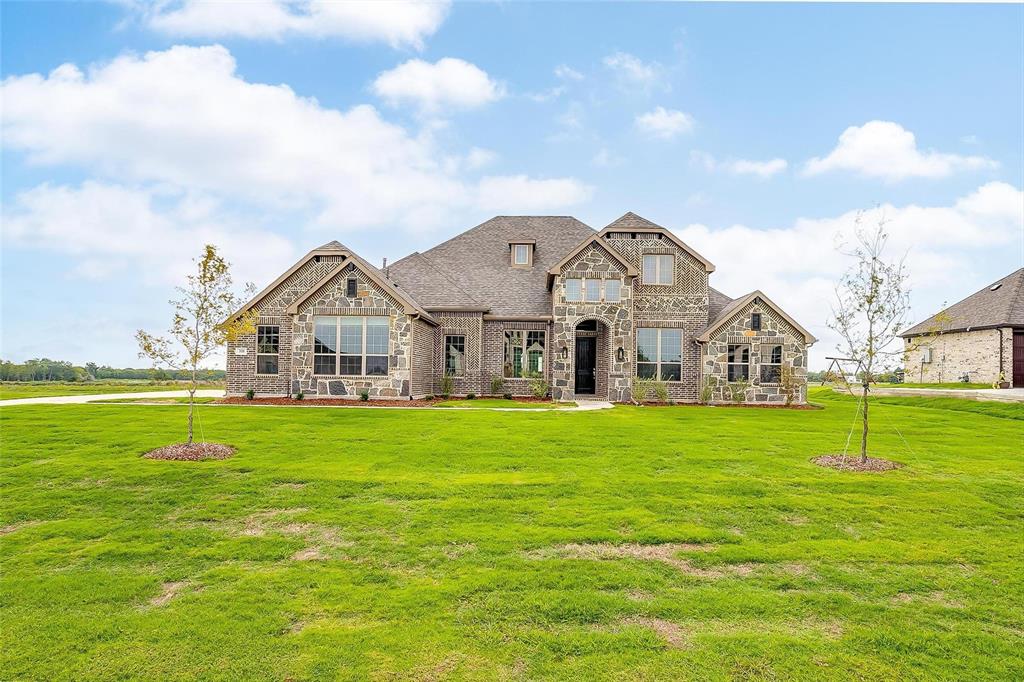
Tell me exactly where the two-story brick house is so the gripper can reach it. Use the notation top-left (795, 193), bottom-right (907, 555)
top-left (227, 212), bottom-right (816, 403)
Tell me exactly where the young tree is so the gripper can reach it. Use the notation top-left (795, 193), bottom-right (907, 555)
top-left (829, 212), bottom-right (911, 463)
top-left (136, 245), bottom-right (256, 445)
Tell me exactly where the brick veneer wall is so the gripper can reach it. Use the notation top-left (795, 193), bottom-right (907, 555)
top-left (701, 298), bottom-right (808, 404)
top-left (551, 243), bottom-right (633, 401)
top-left (600, 234), bottom-right (709, 402)
top-left (434, 312), bottom-right (484, 395)
top-left (410, 318), bottom-right (437, 398)
top-left (903, 327), bottom-right (1012, 384)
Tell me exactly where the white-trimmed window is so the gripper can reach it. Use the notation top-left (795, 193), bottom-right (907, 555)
top-left (636, 328), bottom-right (682, 381)
top-left (585, 279), bottom-right (601, 302)
top-left (565, 279), bottom-right (582, 302)
top-left (760, 344), bottom-right (782, 383)
top-left (604, 279), bottom-right (621, 302)
top-left (504, 330), bottom-right (545, 378)
top-left (642, 254), bottom-right (673, 285)
top-left (313, 316), bottom-right (389, 376)
top-left (445, 335), bottom-right (465, 376)
top-left (512, 243), bottom-right (532, 266)
top-left (256, 325), bottom-right (279, 375)
top-left (727, 344), bottom-right (750, 381)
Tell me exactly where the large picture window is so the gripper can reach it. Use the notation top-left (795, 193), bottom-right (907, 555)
top-left (565, 278), bottom-right (582, 302)
top-left (727, 344), bottom-right (750, 381)
top-left (760, 344), bottom-right (782, 383)
top-left (445, 335), bottom-right (465, 376)
top-left (564, 278), bottom-right (621, 303)
top-left (642, 254), bottom-right (673, 285)
top-left (636, 328), bottom-right (682, 381)
top-left (504, 330), bottom-right (545, 378)
top-left (256, 325), bottom-right (279, 375)
top-left (313, 316), bottom-right (389, 376)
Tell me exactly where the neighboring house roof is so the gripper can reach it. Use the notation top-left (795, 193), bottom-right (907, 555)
top-left (546, 235), bottom-right (639, 278)
top-left (695, 290), bottom-right (818, 344)
top-left (390, 216), bottom-right (597, 317)
top-left (900, 268), bottom-right (1024, 337)
top-left (597, 212), bottom-right (716, 273)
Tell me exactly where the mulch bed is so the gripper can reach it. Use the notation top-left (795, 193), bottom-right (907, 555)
top-left (217, 397), bottom-right (438, 407)
top-left (812, 454), bottom-right (902, 472)
top-left (143, 442), bottom-right (236, 461)
top-left (619, 401), bottom-right (820, 410)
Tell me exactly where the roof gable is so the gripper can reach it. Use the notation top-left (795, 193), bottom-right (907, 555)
top-left (901, 268), bottom-right (1024, 337)
top-left (696, 290), bottom-right (817, 344)
top-left (547, 235), bottom-right (638, 278)
top-left (598, 212), bottom-right (715, 273)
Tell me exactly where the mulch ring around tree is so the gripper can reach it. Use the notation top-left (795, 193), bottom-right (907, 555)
top-left (812, 454), bottom-right (902, 472)
top-left (143, 443), bottom-right (236, 461)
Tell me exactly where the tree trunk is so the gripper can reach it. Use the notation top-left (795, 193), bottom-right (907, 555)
top-left (860, 381), bottom-right (869, 463)
top-left (187, 366), bottom-right (196, 445)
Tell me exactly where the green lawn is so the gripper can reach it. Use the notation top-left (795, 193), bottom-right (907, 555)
top-left (435, 399), bottom-right (575, 409)
top-left (871, 382), bottom-right (993, 390)
top-left (2, 389), bottom-right (1022, 680)
top-left (0, 380), bottom-right (224, 400)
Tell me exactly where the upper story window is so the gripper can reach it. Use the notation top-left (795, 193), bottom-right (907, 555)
top-left (346, 277), bottom-right (358, 298)
top-left (751, 312), bottom-right (762, 331)
top-left (256, 325), bottom-right (279, 375)
top-left (564, 278), bottom-right (622, 303)
top-left (511, 243), bottom-right (533, 266)
top-left (313, 316), bottom-right (389, 376)
top-left (642, 254), bottom-right (673, 285)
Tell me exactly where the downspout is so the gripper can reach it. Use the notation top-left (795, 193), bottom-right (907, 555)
top-left (999, 328), bottom-right (1004, 376)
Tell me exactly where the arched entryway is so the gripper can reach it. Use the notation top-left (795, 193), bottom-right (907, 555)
top-left (573, 319), bottom-right (610, 398)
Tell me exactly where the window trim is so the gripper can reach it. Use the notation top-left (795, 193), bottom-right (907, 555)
top-left (504, 329), bottom-right (546, 379)
top-left (565, 278), bottom-right (582, 302)
top-left (511, 243), bottom-right (533, 267)
top-left (312, 315), bottom-right (390, 377)
top-left (444, 334), bottom-right (466, 377)
top-left (727, 343), bottom-right (751, 382)
top-left (256, 324), bottom-right (280, 376)
top-left (564, 277), bottom-right (623, 303)
top-left (642, 254), bottom-right (674, 286)
top-left (751, 312), bottom-right (762, 331)
top-left (635, 327), bottom-right (683, 382)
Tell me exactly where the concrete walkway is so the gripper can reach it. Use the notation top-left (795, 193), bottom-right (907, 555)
top-left (0, 389), bottom-right (225, 406)
top-left (838, 386), bottom-right (1024, 403)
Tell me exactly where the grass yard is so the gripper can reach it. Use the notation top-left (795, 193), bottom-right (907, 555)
top-left (1, 389), bottom-right (1022, 680)
top-left (870, 382), bottom-right (993, 390)
top-left (0, 380), bottom-right (224, 400)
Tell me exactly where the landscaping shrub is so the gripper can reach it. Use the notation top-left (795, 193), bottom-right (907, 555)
top-left (528, 376), bottom-right (549, 399)
top-left (700, 376), bottom-right (717, 404)
top-left (490, 376), bottom-right (504, 396)
top-left (359, 390), bottom-right (369, 401)
top-left (503, 392), bottom-right (513, 400)
top-left (729, 380), bottom-right (749, 403)
top-left (439, 374), bottom-right (454, 398)
top-left (466, 392), bottom-right (476, 400)
top-left (245, 389), bottom-right (255, 401)
top-left (295, 392), bottom-right (304, 401)
top-left (631, 377), bottom-right (654, 404)
top-left (653, 381), bottom-right (669, 403)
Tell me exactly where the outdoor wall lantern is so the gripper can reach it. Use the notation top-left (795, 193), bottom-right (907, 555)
top-left (616, 346), bottom-right (626, 362)
top-left (560, 344), bottom-right (569, 360)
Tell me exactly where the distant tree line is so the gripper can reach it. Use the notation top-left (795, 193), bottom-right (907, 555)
top-left (0, 358), bottom-right (225, 383)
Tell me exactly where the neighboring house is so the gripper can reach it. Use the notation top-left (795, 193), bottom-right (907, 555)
top-left (226, 212), bottom-right (816, 403)
top-left (901, 268), bottom-right (1024, 387)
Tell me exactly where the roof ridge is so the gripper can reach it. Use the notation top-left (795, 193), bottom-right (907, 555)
top-left (417, 215), bottom-right (594, 260)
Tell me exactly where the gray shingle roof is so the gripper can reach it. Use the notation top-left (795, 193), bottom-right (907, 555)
top-left (390, 216), bottom-right (597, 316)
top-left (708, 286), bottom-right (733, 319)
top-left (900, 268), bottom-right (1024, 337)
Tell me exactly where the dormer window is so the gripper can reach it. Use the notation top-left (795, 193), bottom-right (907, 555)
top-left (510, 241), bottom-right (534, 267)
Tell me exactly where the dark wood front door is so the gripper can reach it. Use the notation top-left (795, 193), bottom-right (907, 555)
top-left (575, 337), bottom-right (597, 395)
top-left (1014, 331), bottom-right (1024, 388)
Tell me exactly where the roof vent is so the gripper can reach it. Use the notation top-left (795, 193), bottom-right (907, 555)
top-left (990, 283), bottom-right (1002, 291)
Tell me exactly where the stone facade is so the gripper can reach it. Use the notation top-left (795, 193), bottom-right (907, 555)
top-left (701, 298), bottom-right (808, 404)
top-left (903, 328), bottom-right (1014, 384)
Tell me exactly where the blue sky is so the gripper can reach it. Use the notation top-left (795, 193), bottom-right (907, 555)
top-left (2, 1), bottom-right (1022, 369)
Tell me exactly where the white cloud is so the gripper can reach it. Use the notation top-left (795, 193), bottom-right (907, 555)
top-left (1, 45), bottom-right (588, 235)
top-left (554, 64), bottom-right (584, 81)
top-left (635, 107), bottom-right (694, 139)
top-left (372, 57), bottom-right (505, 112)
top-left (2, 182), bottom-right (296, 286)
top-left (138, 0), bottom-right (450, 49)
top-left (674, 181), bottom-right (1023, 368)
top-left (603, 52), bottom-right (666, 92)
top-left (525, 86), bottom-right (565, 103)
top-left (476, 175), bottom-right (593, 213)
top-left (690, 151), bottom-right (787, 179)
top-left (592, 148), bottom-right (624, 168)
top-left (804, 120), bottom-right (997, 182)
top-left (464, 147), bottom-right (498, 170)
